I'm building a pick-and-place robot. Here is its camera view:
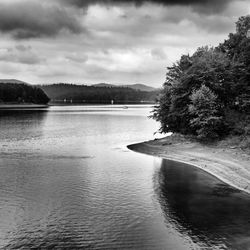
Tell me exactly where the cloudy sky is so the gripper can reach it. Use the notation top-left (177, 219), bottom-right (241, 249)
top-left (0, 0), bottom-right (249, 86)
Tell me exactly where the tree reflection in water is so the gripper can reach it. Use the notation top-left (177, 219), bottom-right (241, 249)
top-left (154, 159), bottom-right (250, 250)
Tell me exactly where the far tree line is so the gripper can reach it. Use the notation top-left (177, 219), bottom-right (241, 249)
top-left (40, 84), bottom-right (159, 104)
top-left (0, 82), bottom-right (159, 105)
top-left (0, 82), bottom-right (50, 104)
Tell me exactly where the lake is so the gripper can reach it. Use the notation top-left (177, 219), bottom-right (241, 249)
top-left (0, 105), bottom-right (250, 249)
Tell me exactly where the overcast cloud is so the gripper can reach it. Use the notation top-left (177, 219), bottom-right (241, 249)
top-left (0, 0), bottom-right (249, 86)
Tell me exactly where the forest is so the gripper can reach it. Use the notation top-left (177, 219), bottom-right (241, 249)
top-left (40, 84), bottom-right (159, 104)
top-left (0, 81), bottom-right (50, 104)
top-left (153, 15), bottom-right (250, 141)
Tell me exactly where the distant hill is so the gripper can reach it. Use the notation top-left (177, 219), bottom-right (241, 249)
top-left (0, 79), bottom-right (50, 104)
top-left (92, 83), bottom-right (158, 92)
top-left (92, 83), bottom-right (115, 88)
top-left (40, 83), bottom-right (159, 104)
top-left (0, 79), bottom-right (29, 85)
top-left (121, 84), bottom-right (157, 92)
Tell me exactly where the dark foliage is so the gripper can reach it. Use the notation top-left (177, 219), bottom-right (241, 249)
top-left (189, 85), bottom-right (226, 139)
top-left (0, 82), bottom-right (50, 104)
top-left (153, 15), bottom-right (250, 140)
top-left (40, 84), bottom-right (159, 104)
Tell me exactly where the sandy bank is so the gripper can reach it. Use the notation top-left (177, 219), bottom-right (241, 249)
top-left (128, 135), bottom-right (250, 194)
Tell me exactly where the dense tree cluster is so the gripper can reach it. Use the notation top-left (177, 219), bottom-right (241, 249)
top-left (0, 82), bottom-right (50, 104)
top-left (41, 84), bottom-right (159, 104)
top-left (153, 15), bottom-right (250, 140)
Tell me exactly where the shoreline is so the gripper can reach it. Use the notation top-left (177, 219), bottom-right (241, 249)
top-left (128, 135), bottom-right (250, 195)
top-left (0, 104), bottom-right (49, 109)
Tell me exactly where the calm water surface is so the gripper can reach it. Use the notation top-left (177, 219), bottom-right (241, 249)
top-left (0, 105), bottom-right (250, 249)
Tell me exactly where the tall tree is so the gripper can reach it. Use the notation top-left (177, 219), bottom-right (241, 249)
top-left (153, 47), bottom-right (232, 136)
top-left (218, 15), bottom-right (250, 110)
top-left (189, 85), bottom-right (225, 140)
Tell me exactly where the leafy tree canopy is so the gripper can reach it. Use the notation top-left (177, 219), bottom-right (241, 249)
top-left (153, 15), bottom-right (250, 140)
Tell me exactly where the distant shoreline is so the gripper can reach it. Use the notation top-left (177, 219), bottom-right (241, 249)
top-left (0, 104), bottom-right (49, 109)
top-left (0, 103), bottom-right (153, 110)
top-left (128, 135), bottom-right (250, 194)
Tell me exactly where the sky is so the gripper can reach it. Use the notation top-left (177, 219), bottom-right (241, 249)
top-left (0, 0), bottom-right (249, 87)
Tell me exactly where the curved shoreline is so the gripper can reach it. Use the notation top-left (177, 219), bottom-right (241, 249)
top-left (128, 136), bottom-right (250, 195)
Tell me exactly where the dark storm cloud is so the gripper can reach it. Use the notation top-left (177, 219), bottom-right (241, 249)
top-left (0, 2), bottom-right (83, 39)
top-left (0, 0), bottom-right (247, 84)
top-left (62, 0), bottom-right (233, 13)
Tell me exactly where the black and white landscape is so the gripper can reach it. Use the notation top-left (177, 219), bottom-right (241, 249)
top-left (0, 0), bottom-right (250, 249)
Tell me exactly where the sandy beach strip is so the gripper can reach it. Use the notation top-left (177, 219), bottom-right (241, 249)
top-left (128, 136), bottom-right (250, 194)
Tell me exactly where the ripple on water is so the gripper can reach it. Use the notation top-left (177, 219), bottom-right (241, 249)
top-left (1, 106), bottom-right (250, 249)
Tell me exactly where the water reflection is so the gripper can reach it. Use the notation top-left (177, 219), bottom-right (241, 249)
top-left (0, 109), bottom-right (48, 117)
top-left (1, 106), bottom-right (250, 249)
top-left (155, 159), bottom-right (250, 249)
top-left (0, 110), bottom-right (48, 141)
top-left (1, 106), bottom-right (171, 249)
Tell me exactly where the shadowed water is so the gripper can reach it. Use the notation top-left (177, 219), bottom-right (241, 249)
top-left (0, 105), bottom-right (250, 249)
top-left (155, 159), bottom-right (250, 250)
